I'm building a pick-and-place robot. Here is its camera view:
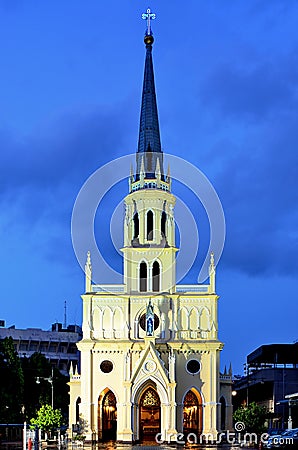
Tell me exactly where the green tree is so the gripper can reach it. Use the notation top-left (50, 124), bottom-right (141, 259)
top-left (233, 401), bottom-right (267, 434)
top-left (22, 353), bottom-right (53, 419)
top-left (0, 337), bottom-right (24, 422)
top-left (30, 404), bottom-right (62, 434)
top-left (22, 353), bottom-right (69, 420)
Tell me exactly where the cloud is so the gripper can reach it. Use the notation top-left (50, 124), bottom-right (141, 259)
top-left (0, 103), bottom-right (134, 212)
top-left (199, 57), bottom-right (297, 122)
top-left (0, 104), bottom-right (135, 272)
top-left (212, 111), bottom-right (298, 277)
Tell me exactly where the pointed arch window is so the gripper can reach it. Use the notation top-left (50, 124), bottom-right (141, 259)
top-left (140, 262), bottom-right (147, 292)
top-left (152, 261), bottom-right (160, 292)
top-left (133, 212), bottom-right (139, 239)
top-left (161, 211), bottom-right (167, 237)
top-left (147, 210), bottom-right (154, 241)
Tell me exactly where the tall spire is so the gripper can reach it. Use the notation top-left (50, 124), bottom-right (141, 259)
top-left (136, 8), bottom-right (163, 180)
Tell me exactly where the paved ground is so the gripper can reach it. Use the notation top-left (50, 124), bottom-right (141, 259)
top-left (0, 442), bottom-right (242, 450)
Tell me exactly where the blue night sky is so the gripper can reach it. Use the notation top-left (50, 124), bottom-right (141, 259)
top-left (0, 1), bottom-right (297, 375)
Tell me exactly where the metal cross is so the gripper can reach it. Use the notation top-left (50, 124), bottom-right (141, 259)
top-left (142, 8), bottom-right (156, 35)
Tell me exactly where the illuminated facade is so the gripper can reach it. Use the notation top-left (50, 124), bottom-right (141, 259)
top-left (68, 18), bottom-right (232, 443)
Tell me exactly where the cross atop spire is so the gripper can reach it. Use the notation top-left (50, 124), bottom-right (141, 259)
top-left (142, 7), bottom-right (156, 36)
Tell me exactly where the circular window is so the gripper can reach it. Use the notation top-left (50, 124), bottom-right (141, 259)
top-left (186, 359), bottom-right (201, 375)
top-left (139, 313), bottom-right (160, 331)
top-left (100, 360), bottom-right (113, 373)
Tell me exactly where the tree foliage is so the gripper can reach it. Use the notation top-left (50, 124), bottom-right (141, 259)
top-left (233, 401), bottom-right (267, 434)
top-left (30, 404), bottom-right (62, 432)
top-left (0, 337), bottom-right (24, 422)
top-left (0, 342), bottom-right (69, 422)
top-left (22, 352), bottom-right (53, 419)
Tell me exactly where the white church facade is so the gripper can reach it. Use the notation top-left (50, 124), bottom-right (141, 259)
top-left (68, 14), bottom-right (232, 443)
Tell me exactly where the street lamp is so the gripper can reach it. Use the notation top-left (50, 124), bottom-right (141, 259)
top-left (36, 367), bottom-right (54, 408)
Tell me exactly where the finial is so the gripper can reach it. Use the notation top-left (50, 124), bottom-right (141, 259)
top-left (129, 163), bottom-right (134, 192)
top-left (140, 155), bottom-right (145, 182)
top-left (210, 251), bottom-right (215, 266)
top-left (155, 157), bottom-right (161, 178)
top-left (86, 250), bottom-right (91, 266)
top-left (85, 251), bottom-right (92, 292)
top-left (167, 163), bottom-right (170, 178)
top-left (229, 362), bottom-right (233, 376)
top-left (209, 251), bottom-right (216, 294)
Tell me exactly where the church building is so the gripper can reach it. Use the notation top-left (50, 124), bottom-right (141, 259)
top-left (69, 11), bottom-right (232, 443)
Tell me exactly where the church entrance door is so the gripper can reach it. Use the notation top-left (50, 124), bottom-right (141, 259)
top-left (139, 387), bottom-right (161, 442)
top-left (183, 389), bottom-right (203, 437)
top-left (101, 390), bottom-right (117, 441)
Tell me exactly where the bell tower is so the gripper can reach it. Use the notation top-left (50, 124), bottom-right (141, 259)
top-left (122, 29), bottom-right (178, 294)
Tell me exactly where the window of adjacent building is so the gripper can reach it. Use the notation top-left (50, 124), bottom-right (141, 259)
top-left (147, 210), bottom-right (154, 240)
top-left (140, 262), bottom-right (148, 292)
top-left (30, 342), bottom-right (38, 351)
top-left (152, 261), bottom-right (160, 292)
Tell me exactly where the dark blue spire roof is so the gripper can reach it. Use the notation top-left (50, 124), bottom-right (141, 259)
top-left (136, 33), bottom-right (164, 180)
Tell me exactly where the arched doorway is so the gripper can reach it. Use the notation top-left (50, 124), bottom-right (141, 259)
top-left (98, 390), bottom-right (117, 441)
top-left (139, 387), bottom-right (161, 441)
top-left (183, 389), bottom-right (203, 436)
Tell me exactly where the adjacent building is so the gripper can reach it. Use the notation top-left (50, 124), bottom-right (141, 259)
top-left (68, 19), bottom-right (232, 443)
top-left (0, 321), bottom-right (82, 375)
top-left (233, 343), bottom-right (298, 429)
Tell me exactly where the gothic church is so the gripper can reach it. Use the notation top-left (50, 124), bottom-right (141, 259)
top-left (69, 13), bottom-right (232, 443)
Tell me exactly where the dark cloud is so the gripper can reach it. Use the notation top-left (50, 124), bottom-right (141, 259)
top-left (211, 111), bottom-right (298, 276)
top-left (248, 0), bottom-right (296, 17)
top-left (0, 103), bottom-right (136, 274)
top-left (0, 0), bottom-right (24, 13)
top-left (0, 103), bottom-right (134, 214)
top-left (199, 57), bottom-right (297, 122)
top-left (191, 40), bottom-right (298, 278)
top-left (0, 108), bottom-right (130, 190)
